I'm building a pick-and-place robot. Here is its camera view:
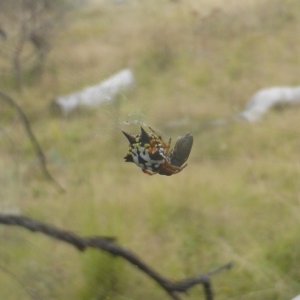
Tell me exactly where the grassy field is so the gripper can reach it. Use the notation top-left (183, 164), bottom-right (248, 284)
top-left (1, 0), bottom-right (300, 299)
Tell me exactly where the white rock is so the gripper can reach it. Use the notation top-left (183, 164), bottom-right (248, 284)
top-left (53, 68), bottom-right (134, 115)
top-left (239, 86), bottom-right (300, 122)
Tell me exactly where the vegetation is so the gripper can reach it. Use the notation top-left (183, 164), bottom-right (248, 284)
top-left (1, 0), bottom-right (300, 299)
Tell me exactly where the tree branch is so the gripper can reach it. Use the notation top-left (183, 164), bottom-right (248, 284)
top-left (0, 90), bottom-right (65, 192)
top-left (0, 213), bottom-right (232, 299)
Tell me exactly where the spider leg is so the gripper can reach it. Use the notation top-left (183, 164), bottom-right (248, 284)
top-left (142, 169), bottom-right (157, 176)
top-left (164, 137), bottom-right (172, 156)
top-left (148, 126), bottom-right (157, 136)
top-left (179, 163), bottom-right (188, 171)
top-left (148, 126), bottom-right (164, 143)
top-left (158, 159), bottom-right (187, 176)
top-left (148, 127), bottom-right (171, 154)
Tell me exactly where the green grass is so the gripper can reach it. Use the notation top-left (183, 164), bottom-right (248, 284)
top-left (1, 0), bottom-right (300, 299)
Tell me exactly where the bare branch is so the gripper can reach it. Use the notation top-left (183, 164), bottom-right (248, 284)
top-left (0, 90), bottom-right (65, 192)
top-left (0, 213), bottom-right (232, 300)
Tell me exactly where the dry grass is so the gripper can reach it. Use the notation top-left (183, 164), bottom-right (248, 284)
top-left (1, 0), bottom-right (300, 299)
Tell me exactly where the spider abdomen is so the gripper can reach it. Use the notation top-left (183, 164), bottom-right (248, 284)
top-left (122, 127), bottom-right (193, 176)
top-left (129, 145), bottom-right (164, 172)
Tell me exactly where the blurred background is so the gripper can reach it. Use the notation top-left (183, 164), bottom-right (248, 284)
top-left (1, 0), bottom-right (300, 299)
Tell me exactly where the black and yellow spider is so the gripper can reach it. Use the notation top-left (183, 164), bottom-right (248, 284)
top-left (122, 127), bottom-right (193, 176)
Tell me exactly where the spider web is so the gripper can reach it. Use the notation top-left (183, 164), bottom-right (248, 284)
top-left (1, 0), bottom-right (300, 300)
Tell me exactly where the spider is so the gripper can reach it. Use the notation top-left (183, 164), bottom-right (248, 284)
top-left (122, 127), bottom-right (193, 176)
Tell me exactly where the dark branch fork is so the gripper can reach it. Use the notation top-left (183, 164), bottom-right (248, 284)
top-left (0, 214), bottom-right (232, 300)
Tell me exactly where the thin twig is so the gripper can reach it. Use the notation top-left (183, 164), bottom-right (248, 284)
top-left (0, 90), bottom-right (65, 192)
top-left (0, 213), bottom-right (232, 299)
